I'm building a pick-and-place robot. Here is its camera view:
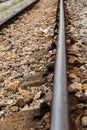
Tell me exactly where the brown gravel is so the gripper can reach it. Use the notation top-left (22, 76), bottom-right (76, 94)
top-left (65, 0), bottom-right (87, 129)
top-left (0, 0), bottom-right (58, 129)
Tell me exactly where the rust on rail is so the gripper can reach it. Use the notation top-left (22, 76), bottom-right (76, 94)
top-left (50, 0), bottom-right (69, 130)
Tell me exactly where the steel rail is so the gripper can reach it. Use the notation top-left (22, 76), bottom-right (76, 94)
top-left (50, 0), bottom-right (69, 130)
top-left (0, 0), bottom-right (38, 26)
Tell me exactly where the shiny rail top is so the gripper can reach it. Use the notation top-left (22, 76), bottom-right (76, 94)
top-left (50, 0), bottom-right (69, 130)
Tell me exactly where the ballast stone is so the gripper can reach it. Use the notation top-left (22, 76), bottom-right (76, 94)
top-left (81, 116), bottom-right (87, 127)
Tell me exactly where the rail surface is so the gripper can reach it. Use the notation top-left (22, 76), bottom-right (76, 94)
top-left (50, 0), bottom-right (69, 130)
top-left (0, 0), bottom-right (38, 25)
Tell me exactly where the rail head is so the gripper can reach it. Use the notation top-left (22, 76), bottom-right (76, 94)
top-left (50, 0), bottom-right (69, 130)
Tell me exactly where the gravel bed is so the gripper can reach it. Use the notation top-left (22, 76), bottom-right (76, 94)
top-left (0, 0), bottom-right (58, 129)
top-left (65, 0), bottom-right (87, 129)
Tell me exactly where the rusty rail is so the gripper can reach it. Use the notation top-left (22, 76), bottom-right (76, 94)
top-left (50, 0), bottom-right (69, 130)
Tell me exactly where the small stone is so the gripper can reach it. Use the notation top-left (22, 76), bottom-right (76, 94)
top-left (80, 65), bottom-right (86, 71)
top-left (15, 73), bottom-right (23, 78)
top-left (81, 116), bottom-right (87, 127)
top-left (0, 76), bottom-right (3, 82)
top-left (31, 90), bottom-right (37, 97)
top-left (10, 106), bottom-right (18, 112)
top-left (7, 81), bottom-right (19, 93)
top-left (69, 73), bottom-right (77, 79)
top-left (7, 85), bottom-right (19, 93)
top-left (40, 28), bottom-right (48, 34)
top-left (47, 73), bottom-right (53, 83)
top-left (20, 74), bottom-right (42, 88)
top-left (21, 105), bottom-right (29, 111)
top-left (66, 39), bottom-right (71, 44)
top-left (71, 103), bottom-right (85, 111)
top-left (29, 100), bottom-right (43, 110)
top-left (45, 92), bottom-right (52, 101)
top-left (81, 79), bottom-right (87, 84)
top-left (73, 67), bottom-right (79, 72)
top-left (73, 34), bottom-right (79, 40)
top-left (0, 101), bottom-right (6, 108)
top-left (84, 90), bottom-right (87, 97)
top-left (78, 57), bottom-right (85, 64)
top-left (75, 91), bottom-right (82, 98)
top-left (30, 128), bottom-right (35, 130)
top-left (34, 92), bottom-right (41, 100)
top-left (37, 124), bottom-right (44, 129)
top-left (24, 95), bottom-right (32, 105)
top-left (82, 84), bottom-right (87, 90)
top-left (29, 71), bottom-right (35, 75)
top-left (68, 57), bottom-right (78, 64)
top-left (43, 112), bottom-right (50, 123)
top-left (74, 77), bottom-right (80, 82)
top-left (85, 64), bottom-right (87, 68)
top-left (0, 64), bottom-right (3, 70)
top-left (68, 82), bottom-right (81, 92)
top-left (72, 44), bottom-right (79, 52)
top-left (5, 51), bottom-right (12, 57)
top-left (19, 88), bottom-right (30, 98)
top-left (0, 111), bottom-right (4, 118)
top-left (7, 99), bottom-right (14, 105)
top-left (16, 97), bottom-right (24, 107)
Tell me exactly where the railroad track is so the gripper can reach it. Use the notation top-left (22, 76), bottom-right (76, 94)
top-left (0, 0), bottom-right (8, 3)
top-left (51, 0), bottom-right (87, 130)
top-left (0, 0), bottom-right (58, 130)
top-left (0, 0), bottom-right (39, 25)
top-left (50, 0), bottom-right (69, 130)
top-left (0, 0), bottom-right (87, 130)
